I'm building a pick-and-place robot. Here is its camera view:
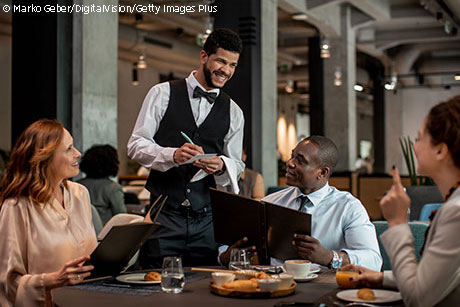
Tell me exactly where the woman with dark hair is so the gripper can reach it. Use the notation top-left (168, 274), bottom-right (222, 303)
top-left (342, 96), bottom-right (460, 306)
top-left (78, 145), bottom-right (126, 225)
top-left (0, 119), bottom-right (96, 306)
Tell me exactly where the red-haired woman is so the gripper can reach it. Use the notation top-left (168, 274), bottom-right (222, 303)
top-left (342, 96), bottom-right (460, 307)
top-left (0, 119), bottom-right (97, 306)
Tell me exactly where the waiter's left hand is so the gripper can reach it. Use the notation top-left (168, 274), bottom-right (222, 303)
top-left (193, 157), bottom-right (224, 174)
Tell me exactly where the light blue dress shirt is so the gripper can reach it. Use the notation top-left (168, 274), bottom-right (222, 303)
top-left (262, 183), bottom-right (382, 271)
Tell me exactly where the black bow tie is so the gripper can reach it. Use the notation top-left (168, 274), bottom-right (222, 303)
top-left (193, 86), bottom-right (217, 104)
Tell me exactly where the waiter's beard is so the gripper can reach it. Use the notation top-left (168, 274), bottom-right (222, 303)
top-left (203, 63), bottom-right (221, 89)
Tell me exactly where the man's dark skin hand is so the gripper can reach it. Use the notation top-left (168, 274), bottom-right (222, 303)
top-left (219, 237), bottom-right (257, 267)
top-left (292, 234), bottom-right (350, 266)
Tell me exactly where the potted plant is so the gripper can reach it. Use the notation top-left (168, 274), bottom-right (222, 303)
top-left (399, 136), bottom-right (440, 220)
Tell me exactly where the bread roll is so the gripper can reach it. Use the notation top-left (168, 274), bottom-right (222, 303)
top-left (357, 288), bottom-right (375, 301)
top-left (222, 279), bottom-right (258, 291)
top-left (144, 271), bottom-right (161, 281)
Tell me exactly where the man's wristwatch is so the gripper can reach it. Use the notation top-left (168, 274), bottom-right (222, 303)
top-left (328, 250), bottom-right (343, 270)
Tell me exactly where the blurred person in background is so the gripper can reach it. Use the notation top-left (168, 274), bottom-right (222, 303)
top-left (78, 144), bottom-right (126, 225)
top-left (238, 148), bottom-right (264, 200)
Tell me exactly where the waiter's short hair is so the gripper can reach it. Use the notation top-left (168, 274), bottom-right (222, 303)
top-left (203, 28), bottom-right (243, 55)
top-left (302, 136), bottom-right (338, 176)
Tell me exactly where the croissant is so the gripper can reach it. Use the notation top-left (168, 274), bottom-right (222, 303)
top-left (357, 288), bottom-right (375, 301)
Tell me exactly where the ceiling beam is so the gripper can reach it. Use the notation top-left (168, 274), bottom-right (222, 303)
top-left (277, 50), bottom-right (307, 66)
top-left (278, 0), bottom-right (341, 37)
top-left (390, 5), bottom-right (433, 21)
top-left (119, 24), bottom-right (200, 67)
top-left (348, 0), bottom-right (390, 21)
top-left (306, 0), bottom-right (343, 10)
top-left (357, 25), bottom-right (460, 50)
top-left (350, 6), bottom-right (374, 28)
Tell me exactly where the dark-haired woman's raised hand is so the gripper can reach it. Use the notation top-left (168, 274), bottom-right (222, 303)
top-left (43, 256), bottom-right (94, 289)
top-left (341, 264), bottom-right (384, 288)
top-left (380, 166), bottom-right (411, 228)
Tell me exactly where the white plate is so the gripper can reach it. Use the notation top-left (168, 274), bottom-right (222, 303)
top-left (116, 273), bottom-right (161, 285)
top-left (294, 273), bottom-right (318, 282)
top-left (336, 289), bottom-right (402, 303)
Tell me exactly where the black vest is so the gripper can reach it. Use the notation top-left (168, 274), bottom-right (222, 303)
top-left (146, 79), bottom-right (231, 212)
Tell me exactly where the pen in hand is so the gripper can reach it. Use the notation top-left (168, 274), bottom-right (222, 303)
top-left (180, 131), bottom-right (195, 145)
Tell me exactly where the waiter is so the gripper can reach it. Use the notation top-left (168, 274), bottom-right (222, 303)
top-left (127, 28), bottom-right (245, 267)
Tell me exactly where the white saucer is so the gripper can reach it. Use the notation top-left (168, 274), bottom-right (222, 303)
top-left (310, 263), bottom-right (321, 274)
top-left (294, 273), bottom-right (318, 282)
top-left (116, 273), bottom-right (161, 285)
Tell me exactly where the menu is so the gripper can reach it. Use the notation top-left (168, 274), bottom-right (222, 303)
top-left (210, 188), bottom-right (311, 263)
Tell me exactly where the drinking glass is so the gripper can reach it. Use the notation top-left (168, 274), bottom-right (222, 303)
top-left (161, 256), bottom-right (185, 293)
top-left (228, 248), bottom-right (250, 270)
top-left (336, 268), bottom-right (359, 289)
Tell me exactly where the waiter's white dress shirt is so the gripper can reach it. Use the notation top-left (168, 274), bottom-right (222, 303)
top-left (127, 71), bottom-right (245, 193)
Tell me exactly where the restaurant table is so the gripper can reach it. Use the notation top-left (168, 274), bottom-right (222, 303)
top-left (54, 267), bottom-right (405, 307)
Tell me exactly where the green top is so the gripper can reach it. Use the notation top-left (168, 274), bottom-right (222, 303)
top-left (77, 177), bottom-right (127, 225)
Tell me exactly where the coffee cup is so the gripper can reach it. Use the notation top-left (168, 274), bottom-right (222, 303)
top-left (283, 260), bottom-right (311, 278)
top-left (277, 273), bottom-right (294, 289)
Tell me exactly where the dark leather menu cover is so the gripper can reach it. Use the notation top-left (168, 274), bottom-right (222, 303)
top-left (210, 188), bottom-right (267, 261)
top-left (264, 202), bottom-right (311, 261)
top-left (88, 222), bottom-right (160, 278)
top-left (210, 188), bottom-right (312, 262)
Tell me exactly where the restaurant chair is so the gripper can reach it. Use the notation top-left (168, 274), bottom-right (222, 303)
top-left (91, 205), bottom-right (103, 235)
top-left (418, 203), bottom-right (443, 221)
top-left (373, 221), bottom-right (429, 271)
top-left (406, 186), bottom-right (443, 220)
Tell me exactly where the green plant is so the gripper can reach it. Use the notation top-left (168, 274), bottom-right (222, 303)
top-left (399, 136), bottom-right (435, 186)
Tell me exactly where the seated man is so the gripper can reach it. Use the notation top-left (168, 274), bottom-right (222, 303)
top-left (219, 136), bottom-right (382, 271)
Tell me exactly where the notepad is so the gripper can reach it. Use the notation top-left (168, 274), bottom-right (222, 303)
top-left (179, 153), bottom-right (217, 165)
top-left (210, 188), bottom-right (311, 264)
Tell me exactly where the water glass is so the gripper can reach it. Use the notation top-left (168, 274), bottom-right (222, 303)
top-left (161, 256), bottom-right (185, 294)
top-left (228, 248), bottom-right (250, 270)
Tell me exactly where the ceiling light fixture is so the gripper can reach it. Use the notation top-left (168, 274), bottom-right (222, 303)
top-left (132, 63), bottom-right (139, 86)
top-left (454, 73), bottom-right (460, 81)
top-left (292, 12), bottom-right (307, 21)
top-left (384, 74), bottom-right (398, 91)
top-left (320, 38), bottom-right (330, 58)
top-left (354, 84), bottom-right (364, 92)
top-left (285, 80), bottom-right (294, 94)
top-left (137, 52), bottom-right (147, 69)
top-left (384, 83), bottom-right (394, 90)
top-left (204, 15), bottom-right (213, 35)
top-left (334, 66), bottom-right (342, 86)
